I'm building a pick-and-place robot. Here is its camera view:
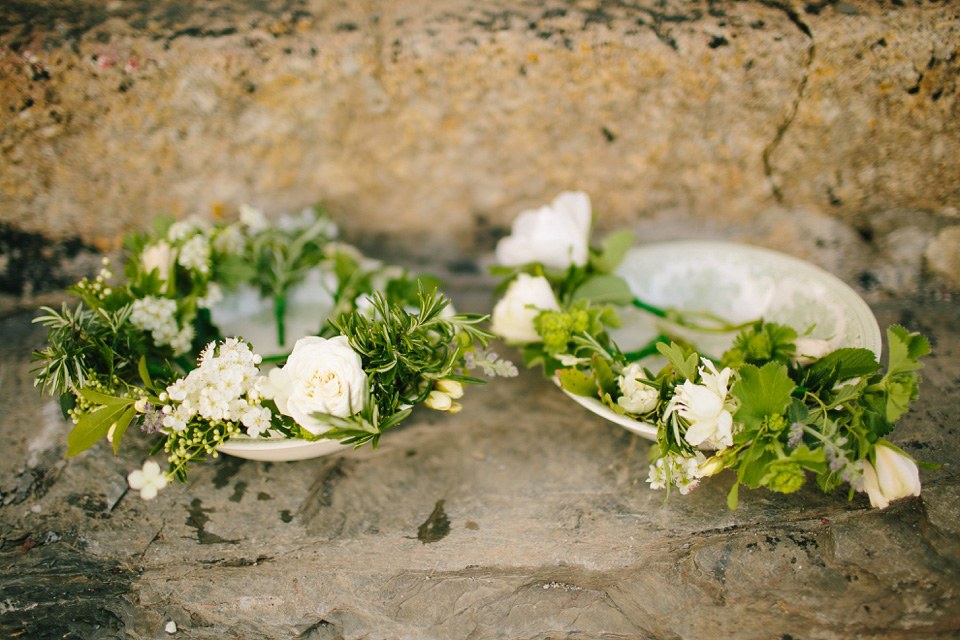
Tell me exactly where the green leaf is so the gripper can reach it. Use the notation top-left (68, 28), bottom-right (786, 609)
top-left (656, 342), bottom-right (700, 382)
top-left (67, 402), bottom-right (131, 456)
top-left (727, 481), bottom-right (739, 510)
top-left (731, 362), bottom-right (796, 432)
top-left (807, 348), bottom-right (881, 382)
top-left (884, 374), bottom-right (919, 422)
top-left (592, 230), bottom-right (635, 273)
top-left (593, 355), bottom-right (618, 397)
top-left (886, 325), bottom-right (930, 376)
top-left (556, 368), bottom-right (597, 397)
top-left (138, 356), bottom-right (153, 389)
top-left (76, 387), bottom-right (132, 407)
top-left (741, 448), bottom-right (778, 488)
top-left (110, 405), bottom-right (138, 455)
top-left (571, 274), bottom-right (635, 306)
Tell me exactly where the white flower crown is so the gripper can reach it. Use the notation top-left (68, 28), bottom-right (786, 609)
top-left (33, 205), bottom-right (516, 498)
top-left (490, 192), bottom-right (931, 510)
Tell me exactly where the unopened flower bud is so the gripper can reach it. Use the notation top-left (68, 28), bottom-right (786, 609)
top-left (435, 379), bottom-right (464, 399)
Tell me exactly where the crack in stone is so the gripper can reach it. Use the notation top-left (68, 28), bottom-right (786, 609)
top-left (759, 1), bottom-right (816, 204)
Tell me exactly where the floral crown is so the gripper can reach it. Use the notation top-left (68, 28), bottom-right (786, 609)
top-left (33, 205), bottom-right (516, 499)
top-left (489, 191), bottom-right (931, 510)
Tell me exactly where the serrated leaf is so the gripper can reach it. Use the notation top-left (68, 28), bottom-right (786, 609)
top-left (886, 325), bottom-right (930, 376)
top-left (807, 348), bottom-right (881, 383)
top-left (67, 402), bottom-right (131, 456)
top-left (571, 274), bottom-right (635, 306)
top-left (592, 230), bottom-right (635, 273)
top-left (556, 368), bottom-right (597, 397)
top-left (731, 362), bottom-right (796, 431)
top-left (110, 405), bottom-right (138, 455)
top-left (656, 342), bottom-right (699, 381)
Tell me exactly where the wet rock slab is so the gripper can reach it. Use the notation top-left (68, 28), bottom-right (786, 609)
top-left (1, 294), bottom-right (959, 639)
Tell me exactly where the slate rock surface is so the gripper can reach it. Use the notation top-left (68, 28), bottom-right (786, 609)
top-left (1, 291), bottom-right (958, 639)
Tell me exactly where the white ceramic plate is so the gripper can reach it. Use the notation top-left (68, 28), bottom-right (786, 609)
top-left (560, 241), bottom-right (881, 440)
top-left (215, 436), bottom-right (351, 462)
top-left (209, 272), bottom-right (346, 461)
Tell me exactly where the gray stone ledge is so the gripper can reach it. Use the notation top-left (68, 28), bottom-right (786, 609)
top-left (1, 294), bottom-right (959, 639)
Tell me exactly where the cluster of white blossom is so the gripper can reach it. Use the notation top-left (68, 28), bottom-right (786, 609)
top-left (647, 451), bottom-right (708, 495)
top-left (160, 338), bottom-right (272, 438)
top-left (130, 295), bottom-right (194, 354)
top-left (196, 282), bottom-right (223, 309)
top-left (177, 234), bottom-right (211, 274)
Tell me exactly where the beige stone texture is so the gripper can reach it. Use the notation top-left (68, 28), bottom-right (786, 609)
top-left (0, 0), bottom-right (957, 270)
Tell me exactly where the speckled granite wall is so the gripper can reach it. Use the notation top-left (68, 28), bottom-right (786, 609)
top-left (1, 0), bottom-right (958, 305)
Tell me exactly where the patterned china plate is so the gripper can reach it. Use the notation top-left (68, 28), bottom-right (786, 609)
top-left (559, 241), bottom-right (881, 440)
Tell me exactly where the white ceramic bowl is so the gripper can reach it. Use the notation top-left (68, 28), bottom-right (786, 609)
top-left (560, 241), bottom-right (881, 440)
top-left (215, 436), bottom-right (351, 462)
top-left (210, 273), bottom-right (345, 461)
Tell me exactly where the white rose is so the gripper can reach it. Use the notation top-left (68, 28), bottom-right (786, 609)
top-left (262, 336), bottom-right (367, 434)
top-left (141, 241), bottom-right (173, 282)
top-left (666, 358), bottom-right (735, 449)
top-left (617, 362), bottom-right (659, 414)
top-left (495, 191), bottom-right (592, 269)
top-left (861, 443), bottom-right (921, 509)
top-left (490, 274), bottom-right (560, 344)
top-left (793, 338), bottom-right (832, 366)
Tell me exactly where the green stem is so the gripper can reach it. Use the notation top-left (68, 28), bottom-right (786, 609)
top-left (622, 333), bottom-right (670, 362)
top-left (274, 294), bottom-right (287, 348)
top-left (632, 298), bottom-right (760, 334)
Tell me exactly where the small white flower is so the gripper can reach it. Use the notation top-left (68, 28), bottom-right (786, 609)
top-left (496, 191), bottom-right (592, 269)
top-left (167, 217), bottom-right (203, 242)
top-left (666, 358), bottom-right (736, 449)
top-left (177, 234), bottom-right (211, 274)
top-left (127, 460), bottom-right (169, 500)
top-left (861, 443), bottom-right (921, 509)
top-left (793, 337), bottom-right (832, 366)
top-left (239, 204), bottom-right (269, 233)
top-left (197, 283), bottom-right (223, 309)
top-left (212, 224), bottom-right (245, 254)
top-left (490, 274), bottom-right (560, 344)
top-left (647, 451), bottom-right (707, 494)
top-left (617, 362), bottom-right (659, 415)
top-left (261, 336), bottom-right (367, 434)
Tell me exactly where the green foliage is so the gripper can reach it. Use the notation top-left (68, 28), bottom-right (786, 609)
top-left (656, 341), bottom-right (699, 381)
top-left (590, 230), bottom-right (635, 273)
top-left (722, 322), bottom-right (797, 368)
top-left (323, 286), bottom-right (494, 446)
top-left (731, 363), bottom-right (796, 432)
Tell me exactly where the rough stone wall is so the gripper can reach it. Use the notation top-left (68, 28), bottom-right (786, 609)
top-left (1, 0), bottom-right (958, 299)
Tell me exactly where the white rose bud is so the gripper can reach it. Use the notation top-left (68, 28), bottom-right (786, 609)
top-left (262, 336), bottom-right (367, 435)
top-left (141, 240), bottom-right (173, 282)
top-left (793, 338), bottom-right (833, 366)
top-left (495, 191), bottom-right (593, 269)
top-left (490, 274), bottom-right (560, 344)
top-left (435, 379), bottom-right (464, 399)
top-left (617, 362), bottom-right (659, 414)
top-left (424, 390), bottom-right (453, 411)
top-left (862, 443), bottom-right (921, 509)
